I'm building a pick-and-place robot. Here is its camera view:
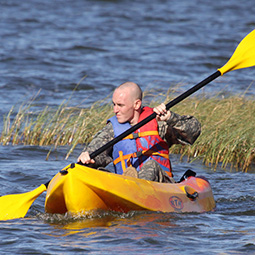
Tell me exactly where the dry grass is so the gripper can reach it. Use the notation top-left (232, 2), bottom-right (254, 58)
top-left (0, 93), bottom-right (113, 159)
top-left (1, 87), bottom-right (255, 172)
top-left (166, 91), bottom-right (255, 172)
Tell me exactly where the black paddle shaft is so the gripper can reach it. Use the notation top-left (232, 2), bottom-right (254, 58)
top-left (90, 70), bottom-right (221, 159)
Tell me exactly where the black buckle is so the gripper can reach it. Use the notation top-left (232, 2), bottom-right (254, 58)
top-left (135, 151), bottom-right (143, 157)
top-left (132, 133), bottom-right (139, 139)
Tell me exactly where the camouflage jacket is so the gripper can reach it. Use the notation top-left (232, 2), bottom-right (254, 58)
top-left (83, 111), bottom-right (201, 168)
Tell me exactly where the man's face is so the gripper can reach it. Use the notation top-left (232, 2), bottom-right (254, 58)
top-left (112, 88), bottom-right (135, 124)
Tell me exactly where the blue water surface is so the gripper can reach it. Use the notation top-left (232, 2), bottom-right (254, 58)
top-left (1, 0), bottom-right (255, 254)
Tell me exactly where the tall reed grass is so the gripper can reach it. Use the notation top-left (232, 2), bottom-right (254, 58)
top-left (0, 92), bottom-right (113, 159)
top-left (1, 87), bottom-right (254, 172)
top-left (169, 92), bottom-right (255, 172)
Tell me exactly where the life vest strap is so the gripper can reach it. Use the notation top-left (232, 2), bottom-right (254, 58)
top-left (165, 170), bottom-right (173, 178)
top-left (118, 151), bottom-right (126, 171)
top-left (123, 131), bottom-right (159, 140)
top-left (113, 149), bottom-right (169, 166)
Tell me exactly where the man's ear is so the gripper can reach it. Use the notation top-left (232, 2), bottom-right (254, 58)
top-left (134, 99), bottom-right (142, 110)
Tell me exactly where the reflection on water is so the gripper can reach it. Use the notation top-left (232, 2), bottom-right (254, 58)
top-left (39, 210), bottom-right (177, 234)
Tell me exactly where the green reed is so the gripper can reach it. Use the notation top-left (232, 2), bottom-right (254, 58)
top-left (0, 93), bottom-right (113, 159)
top-left (1, 88), bottom-right (254, 172)
top-left (167, 91), bottom-right (255, 172)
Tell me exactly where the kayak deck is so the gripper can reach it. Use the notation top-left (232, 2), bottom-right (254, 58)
top-left (45, 163), bottom-right (215, 215)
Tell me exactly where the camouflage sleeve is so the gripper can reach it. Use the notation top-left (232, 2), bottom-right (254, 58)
top-left (83, 122), bottom-right (114, 168)
top-left (158, 111), bottom-right (201, 146)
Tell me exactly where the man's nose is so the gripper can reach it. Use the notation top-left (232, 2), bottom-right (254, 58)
top-left (113, 105), bottom-right (119, 113)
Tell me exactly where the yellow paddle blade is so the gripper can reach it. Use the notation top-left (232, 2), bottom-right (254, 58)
top-left (0, 184), bottom-right (47, 221)
top-left (218, 29), bottom-right (255, 75)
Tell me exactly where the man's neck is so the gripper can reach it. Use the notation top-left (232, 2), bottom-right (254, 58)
top-left (129, 107), bottom-right (142, 125)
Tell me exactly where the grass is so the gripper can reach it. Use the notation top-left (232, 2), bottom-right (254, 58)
top-left (1, 87), bottom-right (255, 172)
top-left (168, 91), bottom-right (255, 172)
top-left (0, 92), bottom-right (113, 160)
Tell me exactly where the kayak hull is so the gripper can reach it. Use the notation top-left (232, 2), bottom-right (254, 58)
top-left (45, 164), bottom-right (215, 214)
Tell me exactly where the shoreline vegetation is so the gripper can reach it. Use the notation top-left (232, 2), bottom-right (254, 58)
top-left (1, 87), bottom-right (254, 172)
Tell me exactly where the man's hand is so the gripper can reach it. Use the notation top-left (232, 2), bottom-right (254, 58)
top-left (153, 103), bottom-right (171, 121)
top-left (77, 151), bottom-right (95, 165)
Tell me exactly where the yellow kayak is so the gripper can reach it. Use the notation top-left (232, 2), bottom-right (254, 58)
top-left (45, 163), bottom-right (215, 215)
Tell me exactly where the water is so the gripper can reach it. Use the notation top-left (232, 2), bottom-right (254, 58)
top-left (0, 0), bottom-right (255, 254)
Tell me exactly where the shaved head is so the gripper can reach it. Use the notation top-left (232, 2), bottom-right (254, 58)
top-left (112, 82), bottom-right (143, 124)
top-left (115, 82), bottom-right (143, 102)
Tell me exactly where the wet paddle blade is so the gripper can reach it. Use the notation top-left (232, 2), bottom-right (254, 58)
top-left (218, 29), bottom-right (255, 75)
top-left (0, 184), bottom-right (47, 221)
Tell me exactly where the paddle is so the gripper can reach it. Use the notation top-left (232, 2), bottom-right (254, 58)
top-left (89, 29), bottom-right (255, 159)
top-left (0, 183), bottom-right (49, 221)
top-left (0, 29), bottom-right (254, 221)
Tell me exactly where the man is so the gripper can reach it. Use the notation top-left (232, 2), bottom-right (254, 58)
top-left (78, 82), bottom-right (201, 183)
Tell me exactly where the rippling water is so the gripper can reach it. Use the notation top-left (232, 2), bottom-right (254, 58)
top-left (1, 0), bottom-right (255, 254)
top-left (1, 146), bottom-right (255, 254)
